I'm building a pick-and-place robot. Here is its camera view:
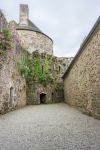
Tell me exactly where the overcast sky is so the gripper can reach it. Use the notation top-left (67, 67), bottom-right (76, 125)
top-left (0, 0), bottom-right (100, 57)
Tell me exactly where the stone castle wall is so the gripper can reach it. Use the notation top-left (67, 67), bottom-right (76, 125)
top-left (0, 55), bottom-right (26, 114)
top-left (26, 81), bottom-right (54, 104)
top-left (25, 52), bottom-right (72, 105)
top-left (26, 52), bottom-right (67, 105)
top-left (17, 29), bottom-right (53, 55)
top-left (26, 81), bottom-right (64, 105)
top-left (0, 19), bottom-right (27, 114)
top-left (54, 57), bottom-right (73, 82)
top-left (63, 24), bottom-right (100, 119)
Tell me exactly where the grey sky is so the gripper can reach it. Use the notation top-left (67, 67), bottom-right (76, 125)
top-left (0, 0), bottom-right (100, 57)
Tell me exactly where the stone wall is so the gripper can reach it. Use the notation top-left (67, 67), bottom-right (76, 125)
top-left (0, 20), bottom-right (27, 114)
top-left (26, 81), bottom-right (63, 105)
top-left (54, 57), bottom-right (73, 82)
top-left (0, 54), bottom-right (26, 114)
top-left (53, 82), bottom-right (64, 103)
top-left (26, 81), bottom-right (53, 104)
top-left (0, 10), bottom-right (7, 32)
top-left (63, 23), bottom-right (100, 119)
top-left (17, 29), bottom-right (53, 55)
top-left (25, 52), bottom-right (72, 105)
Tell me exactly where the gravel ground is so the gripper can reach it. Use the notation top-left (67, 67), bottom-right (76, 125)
top-left (0, 103), bottom-right (100, 150)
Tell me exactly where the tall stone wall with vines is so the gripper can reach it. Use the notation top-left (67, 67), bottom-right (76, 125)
top-left (0, 18), bottom-right (26, 114)
top-left (16, 50), bottom-right (71, 104)
top-left (0, 11), bottom-right (73, 108)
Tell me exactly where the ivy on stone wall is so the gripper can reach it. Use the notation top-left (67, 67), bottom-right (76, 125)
top-left (0, 29), bottom-right (19, 59)
top-left (17, 51), bottom-right (33, 79)
top-left (17, 51), bottom-right (53, 86)
top-left (0, 29), bottom-right (12, 53)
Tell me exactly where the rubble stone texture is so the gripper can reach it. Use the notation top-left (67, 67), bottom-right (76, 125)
top-left (0, 7), bottom-right (72, 113)
top-left (26, 81), bottom-right (64, 105)
top-left (0, 56), bottom-right (26, 114)
top-left (15, 4), bottom-right (73, 106)
top-left (63, 21), bottom-right (100, 119)
top-left (17, 30), bottom-right (53, 55)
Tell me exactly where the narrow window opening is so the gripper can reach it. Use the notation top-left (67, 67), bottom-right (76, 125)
top-left (10, 87), bottom-right (14, 107)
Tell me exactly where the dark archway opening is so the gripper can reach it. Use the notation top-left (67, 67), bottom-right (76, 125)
top-left (40, 93), bottom-right (46, 104)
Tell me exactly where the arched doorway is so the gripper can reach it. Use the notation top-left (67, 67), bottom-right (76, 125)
top-left (40, 93), bottom-right (46, 104)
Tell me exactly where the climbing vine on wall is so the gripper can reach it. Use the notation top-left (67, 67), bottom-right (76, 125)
top-left (17, 51), bottom-right (53, 86)
top-left (0, 28), bottom-right (21, 58)
top-left (17, 51), bottom-right (32, 79)
top-left (0, 29), bottom-right (13, 56)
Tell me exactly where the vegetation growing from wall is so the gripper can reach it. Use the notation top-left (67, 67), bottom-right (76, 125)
top-left (17, 51), bottom-right (53, 86)
top-left (0, 29), bottom-right (12, 50)
top-left (0, 29), bottom-right (12, 56)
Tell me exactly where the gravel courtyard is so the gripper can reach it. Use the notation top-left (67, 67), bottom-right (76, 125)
top-left (0, 103), bottom-right (100, 150)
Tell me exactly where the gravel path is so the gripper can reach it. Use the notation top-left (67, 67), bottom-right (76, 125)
top-left (0, 103), bottom-right (100, 150)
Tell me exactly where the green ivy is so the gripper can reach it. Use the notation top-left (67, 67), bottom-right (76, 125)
top-left (3, 29), bottom-right (12, 41)
top-left (0, 29), bottom-right (12, 51)
top-left (17, 51), bottom-right (32, 79)
top-left (17, 51), bottom-right (53, 86)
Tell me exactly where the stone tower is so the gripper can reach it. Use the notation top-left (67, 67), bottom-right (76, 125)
top-left (20, 4), bottom-right (29, 26)
top-left (17, 4), bottom-right (53, 55)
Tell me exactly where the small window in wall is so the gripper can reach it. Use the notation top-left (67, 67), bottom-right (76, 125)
top-left (10, 87), bottom-right (14, 107)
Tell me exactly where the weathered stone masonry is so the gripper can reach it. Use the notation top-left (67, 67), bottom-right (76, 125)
top-left (0, 5), bottom-right (72, 114)
top-left (0, 11), bottom-right (26, 114)
top-left (63, 17), bottom-right (100, 119)
top-left (17, 29), bottom-right (53, 55)
top-left (15, 4), bottom-right (72, 105)
top-left (17, 4), bottom-right (53, 55)
top-left (0, 56), bottom-right (26, 114)
top-left (1, 4), bottom-right (100, 120)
